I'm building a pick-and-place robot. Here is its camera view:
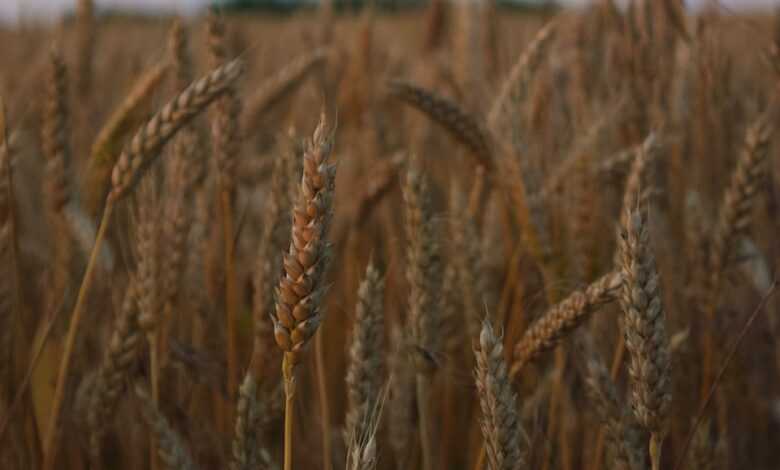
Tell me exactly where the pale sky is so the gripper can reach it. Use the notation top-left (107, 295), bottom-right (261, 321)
top-left (1, 0), bottom-right (778, 23)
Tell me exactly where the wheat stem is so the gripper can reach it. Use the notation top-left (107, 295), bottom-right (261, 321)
top-left (42, 199), bottom-right (114, 470)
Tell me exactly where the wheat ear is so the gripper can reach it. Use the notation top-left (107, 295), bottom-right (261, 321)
top-left (135, 385), bottom-right (200, 470)
top-left (87, 279), bottom-right (142, 462)
top-left (475, 321), bottom-right (524, 470)
top-left (388, 80), bottom-right (493, 168)
top-left (487, 20), bottom-right (557, 130)
top-left (271, 114), bottom-right (336, 470)
top-left (345, 261), bottom-right (385, 444)
top-left (403, 154), bottom-right (442, 470)
top-left (619, 205), bottom-right (672, 470)
top-left (510, 271), bottom-right (623, 377)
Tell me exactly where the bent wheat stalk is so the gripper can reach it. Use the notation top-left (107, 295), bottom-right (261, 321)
top-left (41, 59), bottom-right (244, 470)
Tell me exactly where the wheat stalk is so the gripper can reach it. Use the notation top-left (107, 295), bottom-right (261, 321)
top-left (475, 320), bottom-right (524, 470)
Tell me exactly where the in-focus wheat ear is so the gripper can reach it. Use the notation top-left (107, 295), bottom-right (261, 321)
top-left (271, 113), bottom-right (336, 470)
top-left (271, 114), bottom-right (336, 363)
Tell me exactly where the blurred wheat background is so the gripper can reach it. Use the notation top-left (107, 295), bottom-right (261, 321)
top-left (1, 1), bottom-right (780, 469)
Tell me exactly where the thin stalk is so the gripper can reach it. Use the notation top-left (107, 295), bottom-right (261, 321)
top-left (222, 189), bottom-right (238, 403)
top-left (41, 199), bottom-right (115, 470)
top-left (650, 433), bottom-right (663, 470)
top-left (590, 335), bottom-right (626, 470)
top-left (283, 353), bottom-right (296, 470)
top-left (150, 330), bottom-right (160, 470)
top-left (315, 331), bottom-right (333, 470)
top-left (416, 374), bottom-right (433, 470)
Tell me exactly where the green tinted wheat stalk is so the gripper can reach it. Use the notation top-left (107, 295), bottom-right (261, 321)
top-left (42, 59), bottom-right (243, 470)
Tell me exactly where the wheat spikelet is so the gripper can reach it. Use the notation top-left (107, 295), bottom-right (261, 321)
top-left (87, 280), bottom-right (142, 460)
top-left (488, 20), bottom-right (557, 130)
top-left (271, 114), bottom-right (336, 364)
top-left (345, 261), bottom-right (385, 444)
top-left (510, 271), bottom-right (623, 378)
top-left (41, 48), bottom-right (71, 215)
top-left (709, 116), bottom-right (773, 294)
top-left (134, 385), bottom-right (200, 470)
top-left (242, 48), bottom-right (329, 131)
top-left (474, 320), bottom-right (524, 470)
top-left (388, 80), bottom-right (493, 168)
top-left (110, 59), bottom-right (244, 202)
top-left (619, 202), bottom-right (671, 469)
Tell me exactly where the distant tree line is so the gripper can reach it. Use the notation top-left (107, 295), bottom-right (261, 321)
top-left (213, 0), bottom-right (558, 14)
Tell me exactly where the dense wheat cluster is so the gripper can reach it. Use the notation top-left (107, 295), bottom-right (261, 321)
top-left (1, 1), bottom-right (780, 469)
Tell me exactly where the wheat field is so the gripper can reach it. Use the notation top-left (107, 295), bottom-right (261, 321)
top-left (1, 1), bottom-right (779, 469)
